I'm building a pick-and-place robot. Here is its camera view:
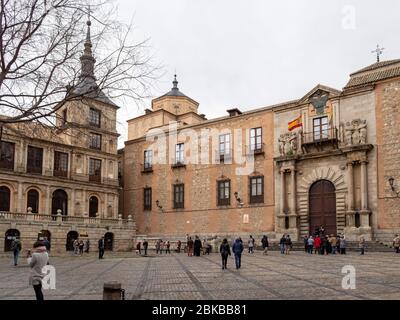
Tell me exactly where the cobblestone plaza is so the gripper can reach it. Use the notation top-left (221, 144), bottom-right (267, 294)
top-left (1, 251), bottom-right (399, 300)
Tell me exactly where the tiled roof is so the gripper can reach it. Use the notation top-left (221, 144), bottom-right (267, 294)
top-left (344, 59), bottom-right (400, 90)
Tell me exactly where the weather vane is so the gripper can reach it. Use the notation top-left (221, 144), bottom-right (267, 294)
top-left (371, 45), bottom-right (384, 63)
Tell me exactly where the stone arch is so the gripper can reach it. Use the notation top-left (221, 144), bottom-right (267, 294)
top-left (297, 167), bottom-right (347, 236)
top-left (87, 192), bottom-right (103, 218)
top-left (25, 186), bottom-right (43, 213)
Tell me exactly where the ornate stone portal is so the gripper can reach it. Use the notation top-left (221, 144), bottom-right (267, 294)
top-left (278, 132), bottom-right (299, 156)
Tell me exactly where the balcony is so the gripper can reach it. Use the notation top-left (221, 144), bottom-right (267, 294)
top-left (0, 211), bottom-right (133, 228)
top-left (301, 128), bottom-right (338, 152)
top-left (246, 143), bottom-right (265, 156)
top-left (171, 160), bottom-right (186, 169)
top-left (141, 164), bottom-right (153, 173)
top-left (89, 174), bottom-right (101, 183)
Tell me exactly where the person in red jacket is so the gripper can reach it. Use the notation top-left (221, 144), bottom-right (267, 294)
top-left (314, 235), bottom-right (321, 254)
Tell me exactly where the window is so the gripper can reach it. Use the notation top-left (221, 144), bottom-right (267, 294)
top-left (0, 186), bottom-right (11, 211)
top-left (27, 189), bottom-right (39, 213)
top-left (173, 184), bottom-right (184, 209)
top-left (90, 133), bottom-right (102, 150)
top-left (62, 109), bottom-right (67, 124)
top-left (89, 108), bottom-right (101, 127)
top-left (219, 134), bottom-right (231, 156)
top-left (54, 151), bottom-right (68, 177)
top-left (144, 188), bottom-right (152, 211)
top-left (27, 146), bottom-right (43, 174)
top-left (144, 150), bottom-right (153, 169)
top-left (89, 158), bottom-right (102, 182)
top-left (89, 196), bottom-right (99, 217)
top-left (217, 180), bottom-right (230, 206)
top-left (0, 141), bottom-right (15, 170)
top-left (175, 143), bottom-right (184, 164)
top-left (313, 117), bottom-right (329, 141)
top-left (250, 176), bottom-right (264, 204)
top-left (250, 127), bottom-right (262, 151)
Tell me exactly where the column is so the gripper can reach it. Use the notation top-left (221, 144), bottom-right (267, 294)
top-left (360, 159), bottom-right (371, 228)
top-left (280, 169), bottom-right (286, 215)
top-left (17, 182), bottom-right (23, 212)
top-left (346, 161), bottom-right (355, 227)
top-left (45, 186), bottom-right (51, 215)
top-left (70, 190), bottom-right (75, 216)
top-left (289, 168), bottom-right (297, 229)
top-left (360, 160), bottom-right (368, 210)
top-left (114, 194), bottom-right (119, 219)
top-left (104, 193), bottom-right (108, 218)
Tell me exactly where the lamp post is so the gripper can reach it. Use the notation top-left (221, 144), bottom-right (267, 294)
top-left (388, 177), bottom-right (400, 197)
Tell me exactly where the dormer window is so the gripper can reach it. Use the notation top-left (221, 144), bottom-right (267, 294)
top-left (89, 108), bottom-right (101, 127)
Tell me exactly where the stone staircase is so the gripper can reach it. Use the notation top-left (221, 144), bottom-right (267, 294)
top-left (262, 241), bottom-right (393, 252)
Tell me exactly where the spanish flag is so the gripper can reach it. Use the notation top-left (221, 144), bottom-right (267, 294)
top-left (288, 115), bottom-right (302, 131)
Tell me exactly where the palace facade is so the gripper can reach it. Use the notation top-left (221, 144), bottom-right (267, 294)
top-left (124, 59), bottom-right (400, 244)
top-left (0, 20), bottom-right (135, 253)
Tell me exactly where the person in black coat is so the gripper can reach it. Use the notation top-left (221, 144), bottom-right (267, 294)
top-left (232, 238), bottom-right (244, 269)
top-left (98, 237), bottom-right (105, 259)
top-left (193, 236), bottom-right (202, 256)
top-left (219, 238), bottom-right (231, 270)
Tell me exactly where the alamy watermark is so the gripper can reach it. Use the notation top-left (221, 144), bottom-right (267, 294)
top-left (341, 265), bottom-right (356, 290)
top-left (42, 265), bottom-right (56, 290)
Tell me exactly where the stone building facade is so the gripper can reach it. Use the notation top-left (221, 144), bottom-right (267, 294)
top-left (124, 60), bottom-right (400, 244)
top-left (0, 19), bottom-right (135, 253)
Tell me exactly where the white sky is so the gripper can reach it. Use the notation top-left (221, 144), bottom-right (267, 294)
top-left (113, 0), bottom-right (400, 146)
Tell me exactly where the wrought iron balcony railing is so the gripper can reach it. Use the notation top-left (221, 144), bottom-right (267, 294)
top-left (301, 127), bottom-right (338, 145)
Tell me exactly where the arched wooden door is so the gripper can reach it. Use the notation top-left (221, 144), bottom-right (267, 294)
top-left (66, 231), bottom-right (78, 251)
top-left (309, 180), bottom-right (337, 235)
top-left (89, 196), bottom-right (99, 217)
top-left (104, 232), bottom-right (113, 251)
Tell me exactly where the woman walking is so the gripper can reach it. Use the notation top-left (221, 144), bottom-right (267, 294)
top-left (29, 241), bottom-right (49, 301)
top-left (219, 238), bottom-right (231, 270)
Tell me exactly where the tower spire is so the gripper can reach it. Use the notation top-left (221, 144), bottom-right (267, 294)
top-left (172, 74), bottom-right (178, 90)
top-left (79, 7), bottom-right (96, 80)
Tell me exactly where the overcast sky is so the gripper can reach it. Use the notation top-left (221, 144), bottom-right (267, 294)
top-left (113, 0), bottom-right (400, 146)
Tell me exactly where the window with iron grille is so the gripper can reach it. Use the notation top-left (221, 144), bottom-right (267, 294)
top-left (144, 150), bottom-right (153, 169)
top-left (175, 143), bottom-right (184, 164)
top-left (27, 146), bottom-right (43, 174)
top-left (250, 176), bottom-right (264, 203)
top-left (313, 117), bottom-right (329, 141)
top-left (144, 188), bottom-right (152, 211)
top-left (90, 133), bottom-right (102, 150)
top-left (250, 127), bottom-right (262, 151)
top-left (217, 180), bottom-right (230, 206)
top-left (0, 141), bottom-right (15, 170)
top-left (89, 158), bottom-right (102, 182)
top-left (173, 184), bottom-right (184, 209)
top-left (54, 151), bottom-right (68, 177)
top-left (89, 108), bottom-right (101, 127)
top-left (219, 134), bottom-right (231, 156)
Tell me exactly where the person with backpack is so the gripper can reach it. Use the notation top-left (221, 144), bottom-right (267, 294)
top-left (232, 238), bottom-right (244, 269)
top-left (11, 237), bottom-right (22, 266)
top-left (219, 238), bottom-right (231, 270)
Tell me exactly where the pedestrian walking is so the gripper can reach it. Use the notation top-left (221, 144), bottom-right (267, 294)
top-left (340, 236), bottom-right (347, 254)
top-left (11, 237), bottom-right (21, 266)
top-left (29, 241), bottom-right (49, 301)
top-left (84, 239), bottom-right (90, 253)
top-left (279, 234), bottom-right (286, 254)
top-left (285, 235), bottom-right (292, 255)
top-left (219, 238), bottom-right (231, 270)
top-left (166, 241), bottom-right (171, 254)
top-left (248, 235), bottom-right (255, 253)
top-left (261, 235), bottom-right (269, 255)
top-left (176, 240), bottom-right (181, 253)
top-left (303, 235), bottom-right (309, 253)
top-left (143, 240), bottom-right (148, 256)
top-left (232, 238), bottom-right (244, 269)
top-left (187, 237), bottom-right (194, 256)
top-left (194, 236), bottom-right (202, 256)
top-left (136, 241), bottom-right (141, 255)
top-left (307, 236), bottom-right (314, 254)
top-left (155, 239), bottom-right (161, 254)
top-left (79, 240), bottom-right (84, 255)
top-left (359, 236), bottom-right (366, 255)
top-left (160, 240), bottom-right (164, 254)
top-left (98, 237), bottom-right (105, 259)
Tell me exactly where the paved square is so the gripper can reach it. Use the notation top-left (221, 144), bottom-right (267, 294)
top-left (0, 251), bottom-right (399, 300)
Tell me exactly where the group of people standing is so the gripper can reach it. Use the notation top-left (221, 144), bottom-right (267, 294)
top-left (73, 238), bottom-right (90, 255)
top-left (304, 234), bottom-right (350, 255)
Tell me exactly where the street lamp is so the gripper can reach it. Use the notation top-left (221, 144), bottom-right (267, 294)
top-left (388, 177), bottom-right (400, 197)
top-left (234, 192), bottom-right (244, 206)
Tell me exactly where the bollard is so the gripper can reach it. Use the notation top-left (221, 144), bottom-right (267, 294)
top-left (103, 281), bottom-right (125, 300)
